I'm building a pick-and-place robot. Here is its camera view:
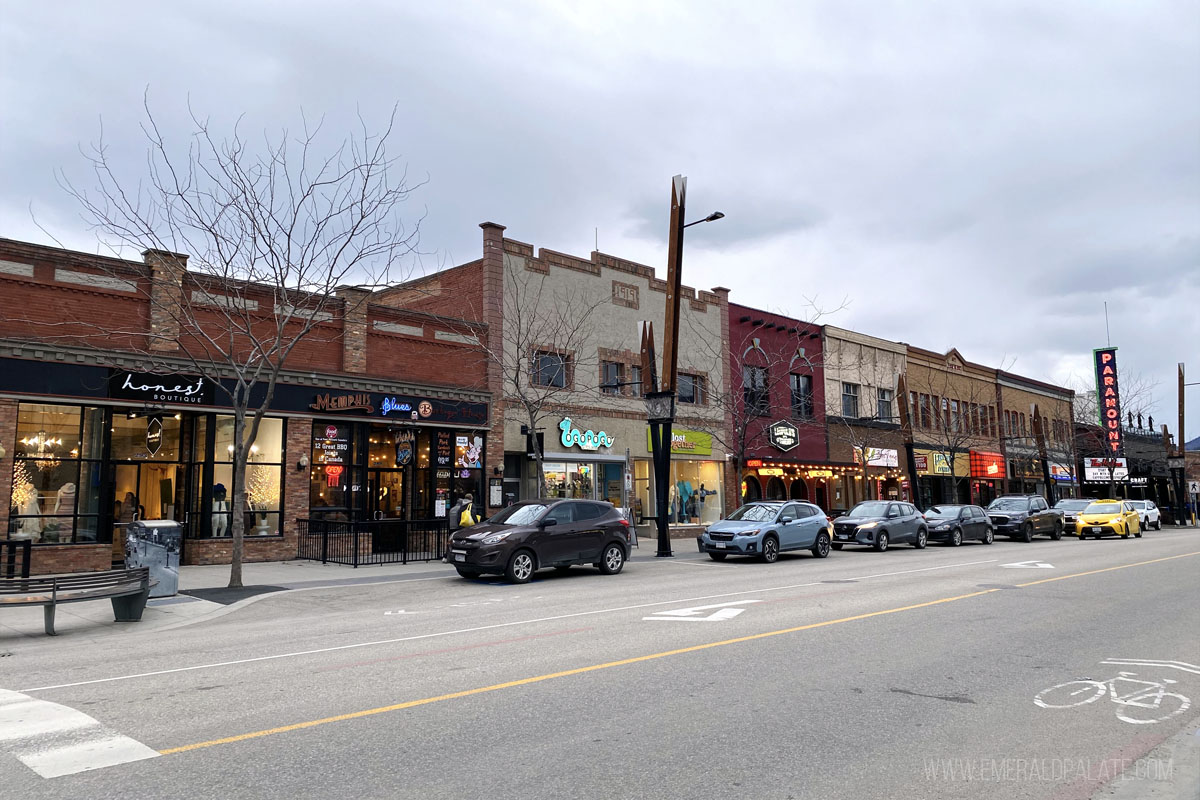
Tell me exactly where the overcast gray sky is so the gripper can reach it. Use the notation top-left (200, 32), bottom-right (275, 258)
top-left (2, 1), bottom-right (1197, 438)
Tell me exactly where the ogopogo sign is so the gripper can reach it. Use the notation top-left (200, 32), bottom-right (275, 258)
top-left (1093, 347), bottom-right (1123, 455)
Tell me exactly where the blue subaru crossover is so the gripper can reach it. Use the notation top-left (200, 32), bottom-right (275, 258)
top-left (697, 501), bottom-right (832, 563)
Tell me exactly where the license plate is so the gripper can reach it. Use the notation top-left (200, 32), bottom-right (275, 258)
top-left (837, 534), bottom-right (850, 540)
top-left (454, 554), bottom-right (465, 562)
top-left (714, 542), bottom-right (727, 549)
top-left (1091, 527), bottom-right (1102, 533)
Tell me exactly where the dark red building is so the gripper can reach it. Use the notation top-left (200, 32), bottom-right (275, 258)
top-left (728, 303), bottom-right (839, 510)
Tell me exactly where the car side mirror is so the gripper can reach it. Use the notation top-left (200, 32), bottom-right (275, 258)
top-left (539, 518), bottom-right (558, 528)
top-left (780, 515), bottom-right (795, 524)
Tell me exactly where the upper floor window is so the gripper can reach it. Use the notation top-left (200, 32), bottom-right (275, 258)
top-left (920, 394), bottom-right (932, 429)
top-left (950, 399), bottom-right (960, 432)
top-left (600, 361), bottom-right (623, 395)
top-left (743, 366), bottom-right (768, 415)
top-left (841, 382), bottom-right (860, 418)
top-left (678, 373), bottom-right (705, 404)
top-left (532, 350), bottom-right (567, 388)
top-left (877, 388), bottom-right (893, 422)
top-left (791, 374), bottom-right (814, 419)
top-left (630, 365), bottom-right (643, 398)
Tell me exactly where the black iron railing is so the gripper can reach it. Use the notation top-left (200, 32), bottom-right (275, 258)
top-left (296, 518), bottom-right (450, 567)
top-left (1, 539), bottom-right (32, 578)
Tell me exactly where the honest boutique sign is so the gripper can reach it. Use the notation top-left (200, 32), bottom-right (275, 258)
top-left (108, 370), bottom-right (214, 405)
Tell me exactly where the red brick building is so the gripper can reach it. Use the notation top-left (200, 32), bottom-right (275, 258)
top-left (0, 237), bottom-right (490, 574)
top-left (727, 303), bottom-right (839, 509)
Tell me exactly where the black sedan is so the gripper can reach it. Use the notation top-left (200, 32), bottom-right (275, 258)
top-left (922, 504), bottom-right (994, 546)
top-left (448, 499), bottom-right (632, 583)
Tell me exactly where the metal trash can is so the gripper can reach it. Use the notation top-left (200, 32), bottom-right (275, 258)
top-left (125, 520), bottom-right (182, 598)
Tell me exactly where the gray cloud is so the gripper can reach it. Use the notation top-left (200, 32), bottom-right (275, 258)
top-left (2, 0), bottom-right (1197, 433)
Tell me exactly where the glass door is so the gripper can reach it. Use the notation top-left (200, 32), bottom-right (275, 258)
top-left (110, 462), bottom-right (183, 562)
top-left (368, 469), bottom-right (406, 520)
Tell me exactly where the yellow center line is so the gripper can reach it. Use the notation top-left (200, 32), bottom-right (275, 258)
top-left (1014, 551), bottom-right (1200, 588)
top-left (159, 548), bottom-right (1200, 756)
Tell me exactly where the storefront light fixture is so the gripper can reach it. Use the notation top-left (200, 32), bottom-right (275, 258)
top-left (297, 453), bottom-right (310, 472)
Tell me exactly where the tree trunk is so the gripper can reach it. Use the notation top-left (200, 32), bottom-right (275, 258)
top-left (228, 412), bottom-right (246, 589)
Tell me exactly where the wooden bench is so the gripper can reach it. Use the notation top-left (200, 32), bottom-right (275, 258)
top-left (0, 567), bottom-right (152, 636)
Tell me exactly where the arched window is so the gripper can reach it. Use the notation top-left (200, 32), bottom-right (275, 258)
top-left (790, 478), bottom-right (808, 500)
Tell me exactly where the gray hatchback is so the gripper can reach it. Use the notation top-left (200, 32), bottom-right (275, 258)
top-left (831, 501), bottom-right (928, 552)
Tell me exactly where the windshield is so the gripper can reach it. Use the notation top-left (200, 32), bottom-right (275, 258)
top-left (923, 506), bottom-right (961, 519)
top-left (1054, 499), bottom-right (1089, 511)
top-left (988, 498), bottom-right (1028, 511)
top-left (488, 503), bottom-right (548, 525)
top-left (728, 504), bottom-right (780, 522)
top-left (848, 501), bottom-right (890, 517)
top-left (1127, 500), bottom-right (1145, 509)
top-left (1084, 502), bottom-right (1121, 515)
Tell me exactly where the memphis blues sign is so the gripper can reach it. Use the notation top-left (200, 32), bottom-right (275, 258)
top-left (1094, 347), bottom-right (1123, 455)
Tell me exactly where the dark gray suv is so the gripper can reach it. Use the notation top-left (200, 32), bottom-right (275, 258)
top-left (832, 501), bottom-right (928, 552)
top-left (448, 499), bottom-right (631, 583)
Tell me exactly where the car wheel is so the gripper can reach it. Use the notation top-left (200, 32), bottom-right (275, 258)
top-left (1135, 529), bottom-right (1142, 538)
top-left (708, 552), bottom-right (727, 561)
top-left (505, 550), bottom-right (536, 584)
top-left (761, 535), bottom-right (780, 563)
top-left (1020, 522), bottom-right (1034, 543)
top-left (455, 567), bottom-right (480, 579)
top-left (949, 528), bottom-right (963, 547)
top-left (812, 531), bottom-right (831, 559)
top-left (831, 542), bottom-right (844, 551)
top-left (1155, 519), bottom-right (1161, 530)
top-left (598, 543), bottom-right (626, 575)
top-left (874, 531), bottom-right (889, 552)
top-left (1051, 521), bottom-right (1063, 541)
top-left (914, 528), bottom-right (927, 549)
top-left (982, 528), bottom-right (994, 545)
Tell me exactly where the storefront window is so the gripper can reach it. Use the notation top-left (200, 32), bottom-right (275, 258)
top-left (543, 462), bottom-right (596, 499)
top-left (10, 403), bottom-right (106, 544)
top-left (669, 461), bottom-right (723, 525)
top-left (311, 421), bottom-right (357, 521)
top-left (111, 412), bottom-right (183, 461)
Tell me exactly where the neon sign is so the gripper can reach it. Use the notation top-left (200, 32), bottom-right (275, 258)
top-left (559, 417), bottom-right (614, 451)
top-left (324, 465), bottom-right (344, 487)
top-left (1093, 347), bottom-right (1123, 455)
top-left (380, 397), bottom-right (413, 416)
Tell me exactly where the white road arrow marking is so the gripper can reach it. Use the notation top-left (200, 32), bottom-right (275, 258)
top-left (643, 600), bottom-right (762, 622)
top-left (0, 688), bottom-right (159, 778)
top-left (1001, 560), bottom-right (1055, 569)
top-left (383, 610), bottom-right (416, 615)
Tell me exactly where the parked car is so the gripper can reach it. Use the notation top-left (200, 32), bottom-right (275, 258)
top-left (985, 495), bottom-right (1064, 542)
top-left (1053, 498), bottom-right (1092, 533)
top-left (922, 504), bottom-right (994, 546)
top-left (831, 501), bottom-right (928, 552)
top-left (1127, 500), bottom-right (1162, 531)
top-left (447, 499), bottom-right (631, 583)
top-left (1075, 499), bottom-right (1142, 539)
top-left (697, 501), bottom-right (831, 562)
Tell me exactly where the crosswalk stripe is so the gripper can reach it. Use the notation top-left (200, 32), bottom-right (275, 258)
top-left (0, 689), bottom-right (159, 778)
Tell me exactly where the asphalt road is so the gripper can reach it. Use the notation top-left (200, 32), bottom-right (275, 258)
top-left (3, 529), bottom-right (1199, 799)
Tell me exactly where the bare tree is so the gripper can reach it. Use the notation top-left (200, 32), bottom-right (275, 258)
top-left (44, 104), bottom-right (422, 587)
top-left (1064, 372), bottom-right (1159, 496)
top-left (480, 266), bottom-right (609, 497)
top-left (911, 375), bottom-right (1005, 505)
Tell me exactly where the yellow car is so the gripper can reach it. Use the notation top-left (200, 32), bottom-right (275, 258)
top-left (1075, 500), bottom-right (1142, 539)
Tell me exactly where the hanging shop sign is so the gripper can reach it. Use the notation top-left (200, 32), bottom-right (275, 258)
top-left (1093, 347), bottom-right (1123, 455)
top-left (914, 454), bottom-right (928, 472)
top-left (969, 450), bottom-right (1006, 480)
top-left (311, 392), bottom-right (375, 414)
top-left (560, 417), bottom-right (614, 451)
top-left (808, 469), bottom-right (834, 478)
top-left (1084, 456), bottom-right (1128, 482)
top-left (646, 427), bottom-right (713, 456)
top-left (767, 420), bottom-right (800, 452)
top-left (854, 447), bottom-right (899, 468)
top-left (1129, 476), bottom-right (1148, 487)
top-left (394, 429), bottom-right (415, 466)
top-left (109, 370), bottom-right (214, 406)
top-left (145, 416), bottom-right (163, 456)
top-left (758, 468), bottom-right (785, 477)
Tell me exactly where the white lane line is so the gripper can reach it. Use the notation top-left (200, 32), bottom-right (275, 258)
top-left (1101, 659), bottom-right (1200, 675)
top-left (0, 689), bottom-right (159, 778)
top-left (21, 558), bottom-right (998, 693)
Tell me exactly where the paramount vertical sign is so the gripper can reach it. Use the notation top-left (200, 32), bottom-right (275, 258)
top-left (1093, 347), bottom-right (1123, 455)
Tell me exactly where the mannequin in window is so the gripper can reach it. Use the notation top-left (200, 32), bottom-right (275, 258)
top-left (54, 483), bottom-right (76, 516)
top-left (669, 483), bottom-right (679, 523)
top-left (212, 483), bottom-right (229, 537)
top-left (117, 492), bottom-right (137, 524)
top-left (676, 479), bottom-right (694, 523)
top-left (13, 481), bottom-right (42, 540)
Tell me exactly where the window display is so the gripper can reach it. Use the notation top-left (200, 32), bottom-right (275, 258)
top-left (632, 458), bottom-right (724, 527)
top-left (543, 462), bottom-right (596, 499)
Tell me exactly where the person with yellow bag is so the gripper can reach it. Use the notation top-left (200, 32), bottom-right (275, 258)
top-left (443, 494), bottom-right (482, 562)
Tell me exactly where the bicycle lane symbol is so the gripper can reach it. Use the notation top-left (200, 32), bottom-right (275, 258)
top-left (1034, 662), bottom-right (1196, 725)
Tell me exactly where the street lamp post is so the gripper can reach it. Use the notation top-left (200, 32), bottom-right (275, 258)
top-left (640, 175), bottom-right (723, 558)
